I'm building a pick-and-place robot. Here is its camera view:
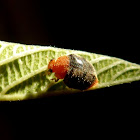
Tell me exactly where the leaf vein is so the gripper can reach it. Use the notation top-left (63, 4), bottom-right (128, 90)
top-left (0, 66), bottom-right (47, 95)
top-left (111, 66), bottom-right (140, 81)
top-left (97, 60), bottom-right (125, 75)
top-left (0, 47), bottom-right (55, 66)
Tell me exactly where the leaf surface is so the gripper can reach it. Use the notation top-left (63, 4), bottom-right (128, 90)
top-left (0, 41), bottom-right (140, 101)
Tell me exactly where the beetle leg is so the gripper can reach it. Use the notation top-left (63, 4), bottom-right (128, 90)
top-left (51, 78), bottom-right (59, 82)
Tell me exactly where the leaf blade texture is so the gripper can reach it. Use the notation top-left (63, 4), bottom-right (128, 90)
top-left (0, 41), bottom-right (140, 101)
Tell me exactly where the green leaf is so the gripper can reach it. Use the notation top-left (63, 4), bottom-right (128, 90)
top-left (0, 41), bottom-right (140, 101)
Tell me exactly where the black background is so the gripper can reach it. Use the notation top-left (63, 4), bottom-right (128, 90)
top-left (0, 1), bottom-right (140, 139)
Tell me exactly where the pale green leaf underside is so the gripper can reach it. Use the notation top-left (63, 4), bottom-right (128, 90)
top-left (0, 41), bottom-right (140, 101)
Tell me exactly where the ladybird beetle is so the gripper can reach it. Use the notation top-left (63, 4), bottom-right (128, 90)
top-left (47, 54), bottom-right (98, 90)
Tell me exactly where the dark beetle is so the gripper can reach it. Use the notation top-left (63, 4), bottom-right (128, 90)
top-left (47, 54), bottom-right (98, 90)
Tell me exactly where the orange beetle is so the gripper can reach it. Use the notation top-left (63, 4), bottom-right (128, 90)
top-left (47, 54), bottom-right (98, 90)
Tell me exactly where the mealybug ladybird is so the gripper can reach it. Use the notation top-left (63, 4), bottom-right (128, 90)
top-left (47, 54), bottom-right (98, 90)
